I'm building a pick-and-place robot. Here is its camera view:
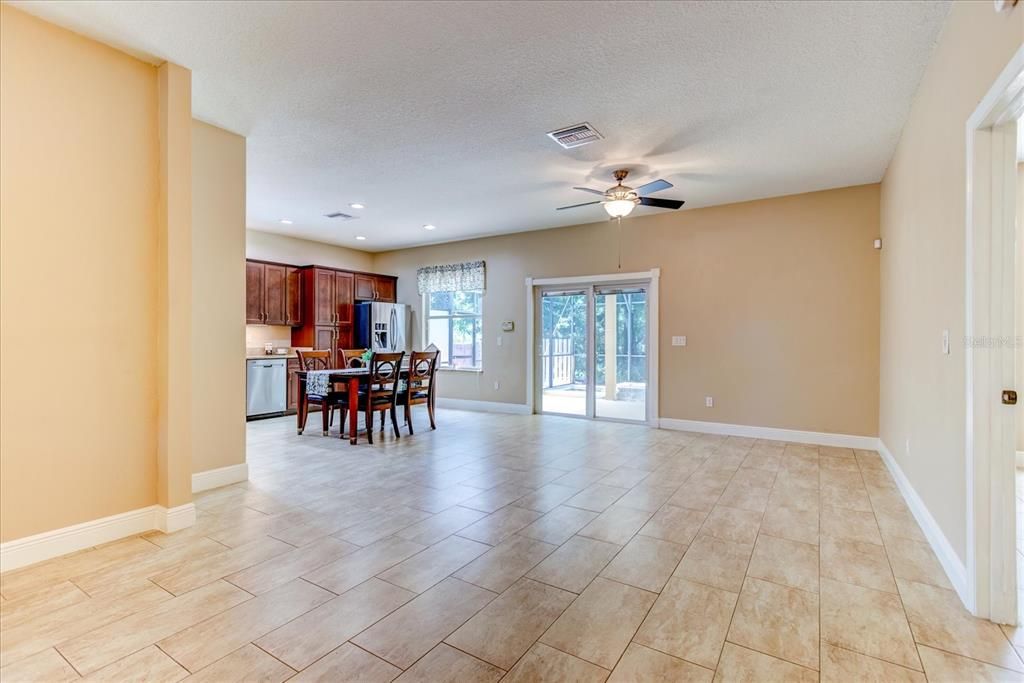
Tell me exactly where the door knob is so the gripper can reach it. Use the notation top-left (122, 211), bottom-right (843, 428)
top-left (1003, 390), bottom-right (1017, 405)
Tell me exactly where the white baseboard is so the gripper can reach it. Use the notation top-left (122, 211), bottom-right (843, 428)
top-left (155, 503), bottom-right (196, 534)
top-left (876, 440), bottom-right (969, 607)
top-left (1017, 450), bottom-right (1024, 469)
top-left (436, 398), bottom-right (531, 415)
top-left (1, 503), bottom-right (196, 574)
top-left (658, 417), bottom-right (878, 450)
top-left (192, 463), bottom-right (249, 493)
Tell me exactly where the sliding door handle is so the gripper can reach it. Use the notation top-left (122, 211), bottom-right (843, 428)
top-left (1003, 390), bottom-right (1018, 405)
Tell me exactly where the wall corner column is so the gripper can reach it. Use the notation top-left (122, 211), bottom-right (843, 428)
top-left (156, 62), bottom-right (194, 514)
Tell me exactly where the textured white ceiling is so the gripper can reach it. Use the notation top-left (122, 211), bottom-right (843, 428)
top-left (13, 0), bottom-right (949, 251)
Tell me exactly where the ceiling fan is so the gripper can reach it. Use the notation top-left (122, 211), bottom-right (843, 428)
top-left (556, 169), bottom-right (685, 218)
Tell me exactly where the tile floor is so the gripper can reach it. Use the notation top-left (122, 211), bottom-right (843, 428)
top-left (2, 409), bottom-right (1023, 681)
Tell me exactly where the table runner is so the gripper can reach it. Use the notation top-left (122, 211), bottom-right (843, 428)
top-left (305, 369), bottom-right (342, 396)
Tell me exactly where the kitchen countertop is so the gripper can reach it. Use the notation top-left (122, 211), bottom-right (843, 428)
top-left (245, 347), bottom-right (312, 361)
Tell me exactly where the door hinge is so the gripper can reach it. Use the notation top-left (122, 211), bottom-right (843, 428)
top-left (1003, 390), bottom-right (1018, 405)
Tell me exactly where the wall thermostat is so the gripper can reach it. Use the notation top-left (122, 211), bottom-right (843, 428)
top-left (501, 321), bottom-right (515, 332)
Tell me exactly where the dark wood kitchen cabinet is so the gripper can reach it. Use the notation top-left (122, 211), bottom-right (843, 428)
top-left (286, 358), bottom-right (300, 412)
top-left (285, 267), bottom-right (302, 326)
top-left (246, 259), bottom-right (301, 326)
top-left (293, 267), bottom-right (356, 365)
top-left (335, 272), bottom-right (354, 322)
top-left (246, 261), bottom-right (264, 324)
top-left (251, 261), bottom-right (398, 365)
top-left (374, 276), bottom-right (396, 302)
top-left (262, 264), bottom-right (287, 325)
top-left (354, 274), bottom-right (397, 302)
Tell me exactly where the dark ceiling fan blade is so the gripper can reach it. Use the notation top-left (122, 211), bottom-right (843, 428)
top-left (556, 200), bottom-right (602, 211)
top-left (633, 179), bottom-right (673, 195)
top-left (572, 187), bottom-right (607, 196)
top-left (639, 196), bottom-right (684, 210)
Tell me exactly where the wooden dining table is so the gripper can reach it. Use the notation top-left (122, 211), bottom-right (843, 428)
top-left (295, 366), bottom-right (410, 444)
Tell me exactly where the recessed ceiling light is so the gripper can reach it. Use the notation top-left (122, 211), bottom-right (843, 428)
top-left (423, 224), bottom-right (437, 231)
top-left (349, 203), bottom-right (365, 209)
top-left (280, 219), bottom-right (293, 224)
top-left (355, 235), bottom-right (366, 241)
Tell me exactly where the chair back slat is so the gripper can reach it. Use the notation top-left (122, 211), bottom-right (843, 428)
top-left (368, 351), bottom-right (404, 406)
top-left (408, 349), bottom-right (439, 389)
top-left (296, 349), bottom-right (331, 371)
top-left (340, 348), bottom-right (369, 368)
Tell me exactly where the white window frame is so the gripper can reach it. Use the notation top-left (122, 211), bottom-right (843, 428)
top-left (422, 290), bottom-right (484, 372)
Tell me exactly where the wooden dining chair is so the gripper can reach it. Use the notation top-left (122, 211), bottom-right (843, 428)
top-left (340, 348), bottom-right (369, 368)
top-left (296, 349), bottom-right (346, 436)
top-left (347, 351), bottom-right (404, 443)
top-left (398, 349), bottom-right (439, 434)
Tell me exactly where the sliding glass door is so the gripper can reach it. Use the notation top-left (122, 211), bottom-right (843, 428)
top-left (538, 282), bottom-right (648, 422)
top-left (539, 291), bottom-right (589, 416)
top-left (595, 287), bottom-right (647, 422)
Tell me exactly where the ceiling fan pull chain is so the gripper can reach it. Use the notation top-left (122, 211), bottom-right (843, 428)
top-left (617, 216), bottom-right (623, 270)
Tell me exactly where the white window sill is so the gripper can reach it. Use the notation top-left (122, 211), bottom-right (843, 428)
top-left (437, 367), bottom-right (484, 374)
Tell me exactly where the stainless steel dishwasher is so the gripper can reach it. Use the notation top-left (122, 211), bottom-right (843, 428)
top-left (246, 358), bottom-right (287, 417)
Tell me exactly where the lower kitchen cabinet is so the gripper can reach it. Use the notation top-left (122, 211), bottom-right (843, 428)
top-left (286, 358), bottom-right (300, 413)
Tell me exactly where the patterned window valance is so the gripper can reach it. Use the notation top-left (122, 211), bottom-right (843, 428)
top-left (417, 260), bottom-right (485, 294)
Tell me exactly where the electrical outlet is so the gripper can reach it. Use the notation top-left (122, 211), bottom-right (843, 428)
top-left (494, 381), bottom-right (500, 391)
top-left (705, 396), bottom-right (714, 408)
top-left (672, 336), bottom-right (687, 347)
top-left (497, 336), bottom-right (502, 347)
top-left (905, 438), bottom-right (911, 456)
top-left (941, 329), bottom-right (949, 355)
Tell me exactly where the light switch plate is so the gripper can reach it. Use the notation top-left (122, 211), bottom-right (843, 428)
top-left (705, 396), bottom-right (714, 408)
top-left (942, 329), bottom-right (950, 355)
top-left (672, 336), bottom-right (687, 347)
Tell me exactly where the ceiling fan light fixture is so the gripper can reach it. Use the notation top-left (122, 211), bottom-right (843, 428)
top-left (604, 199), bottom-right (636, 218)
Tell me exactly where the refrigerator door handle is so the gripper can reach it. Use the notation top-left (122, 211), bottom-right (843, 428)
top-left (389, 306), bottom-right (397, 351)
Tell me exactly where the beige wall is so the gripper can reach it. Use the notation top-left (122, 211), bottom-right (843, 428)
top-left (879, 1), bottom-right (1024, 563)
top-left (193, 121), bottom-right (246, 475)
top-left (246, 229), bottom-right (373, 271)
top-left (0, 6), bottom-right (160, 540)
top-left (374, 184), bottom-right (881, 437)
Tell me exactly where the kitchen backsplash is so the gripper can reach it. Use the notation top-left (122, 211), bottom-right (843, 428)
top-left (246, 324), bottom-right (292, 350)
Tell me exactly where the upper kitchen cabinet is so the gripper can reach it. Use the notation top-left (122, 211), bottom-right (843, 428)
top-left (285, 267), bottom-right (302, 326)
top-left (246, 261), bottom-right (264, 324)
top-left (306, 267), bottom-right (353, 326)
top-left (293, 266), bottom-right (356, 363)
top-left (355, 274), bottom-right (397, 302)
top-left (335, 272), bottom-right (354, 322)
top-left (374, 276), bottom-right (396, 302)
top-left (246, 259), bottom-right (301, 326)
top-left (263, 264), bottom-right (287, 325)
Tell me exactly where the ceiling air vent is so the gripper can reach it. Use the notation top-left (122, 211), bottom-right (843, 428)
top-left (324, 211), bottom-right (357, 220)
top-left (547, 122), bottom-right (603, 149)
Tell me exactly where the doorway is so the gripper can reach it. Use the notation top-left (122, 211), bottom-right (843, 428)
top-left (530, 270), bottom-right (659, 424)
top-left (965, 45), bottom-right (1023, 623)
top-left (1015, 125), bottom-right (1024, 627)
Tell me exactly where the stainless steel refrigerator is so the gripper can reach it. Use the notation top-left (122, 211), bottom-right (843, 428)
top-left (355, 302), bottom-right (409, 353)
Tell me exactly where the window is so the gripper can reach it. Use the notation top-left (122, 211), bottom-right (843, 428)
top-left (426, 290), bottom-right (483, 370)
